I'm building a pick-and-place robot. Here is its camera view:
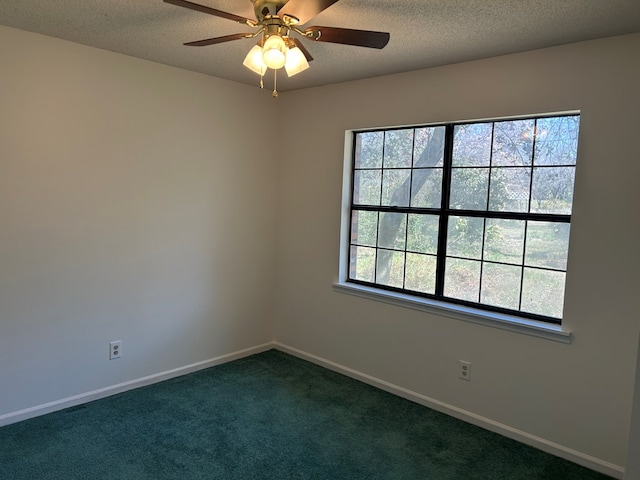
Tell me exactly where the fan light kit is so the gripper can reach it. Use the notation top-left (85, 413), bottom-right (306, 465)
top-left (164, 0), bottom-right (390, 96)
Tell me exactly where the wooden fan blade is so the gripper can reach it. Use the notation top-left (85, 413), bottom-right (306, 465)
top-left (164, 0), bottom-right (255, 25)
top-left (293, 38), bottom-right (314, 61)
top-left (306, 26), bottom-right (390, 49)
top-left (278, 0), bottom-right (340, 25)
top-left (184, 33), bottom-right (251, 46)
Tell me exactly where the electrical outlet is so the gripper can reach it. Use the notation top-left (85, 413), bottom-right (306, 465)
top-left (459, 360), bottom-right (471, 381)
top-left (109, 340), bottom-right (122, 360)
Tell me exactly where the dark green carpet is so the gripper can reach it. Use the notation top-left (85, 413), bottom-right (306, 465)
top-left (0, 349), bottom-right (613, 479)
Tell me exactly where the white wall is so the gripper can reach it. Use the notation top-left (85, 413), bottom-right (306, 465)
top-left (626, 333), bottom-right (640, 479)
top-left (275, 33), bottom-right (640, 472)
top-left (0, 26), bottom-right (276, 416)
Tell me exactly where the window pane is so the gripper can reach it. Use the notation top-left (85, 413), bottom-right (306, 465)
top-left (521, 268), bottom-right (566, 318)
top-left (353, 170), bottom-right (381, 206)
top-left (407, 214), bottom-right (439, 254)
top-left (489, 167), bottom-right (531, 213)
top-left (351, 210), bottom-right (378, 247)
top-left (405, 253), bottom-right (437, 294)
top-left (453, 123), bottom-right (492, 167)
top-left (534, 116), bottom-right (580, 166)
top-left (413, 126), bottom-right (445, 168)
top-left (355, 132), bottom-right (383, 169)
top-left (381, 169), bottom-right (411, 206)
top-left (481, 263), bottom-right (522, 310)
top-left (378, 212), bottom-right (407, 250)
top-left (376, 250), bottom-right (405, 288)
top-left (349, 246), bottom-right (376, 282)
top-left (449, 168), bottom-right (489, 210)
top-left (444, 258), bottom-right (481, 302)
top-left (483, 219), bottom-right (525, 264)
top-left (525, 222), bottom-right (570, 270)
top-left (384, 129), bottom-right (414, 168)
top-left (491, 119), bottom-right (534, 166)
top-left (410, 169), bottom-right (442, 208)
top-left (447, 216), bottom-right (484, 260)
top-left (530, 166), bottom-right (575, 214)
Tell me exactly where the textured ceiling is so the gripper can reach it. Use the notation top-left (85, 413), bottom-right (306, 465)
top-left (1, 0), bottom-right (640, 92)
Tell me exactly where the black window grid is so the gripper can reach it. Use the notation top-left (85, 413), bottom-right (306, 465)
top-left (347, 115), bottom-right (579, 325)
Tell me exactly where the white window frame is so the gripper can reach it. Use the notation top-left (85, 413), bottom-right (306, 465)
top-left (334, 115), bottom-right (577, 344)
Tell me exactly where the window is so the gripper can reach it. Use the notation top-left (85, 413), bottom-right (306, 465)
top-left (347, 114), bottom-right (580, 325)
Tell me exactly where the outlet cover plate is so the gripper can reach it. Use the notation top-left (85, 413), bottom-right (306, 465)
top-left (459, 360), bottom-right (471, 381)
top-left (109, 340), bottom-right (122, 360)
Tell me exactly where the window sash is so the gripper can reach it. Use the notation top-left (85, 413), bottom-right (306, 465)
top-left (347, 115), bottom-right (579, 325)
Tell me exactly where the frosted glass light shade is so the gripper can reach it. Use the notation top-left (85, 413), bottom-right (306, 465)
top-left (262, 35), bottom-right (287, 69)
top-left (243, 45), bottom-right (267, 75)
top-left (284, 47), bottom-right (309, 77)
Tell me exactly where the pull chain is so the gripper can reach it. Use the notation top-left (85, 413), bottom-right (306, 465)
top-left (272, 69), bottom-right (278, 98)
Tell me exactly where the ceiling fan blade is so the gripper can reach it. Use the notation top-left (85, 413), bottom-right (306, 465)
top-left (306, 26), bottom-right (390, 49)
top-left (164, 0), bottom-right (255, 26)
top-left (293, 38), bottom-right (314, 61)
top-left (278, 0), bottom-right (340, 25)
top-left (184, 33), bottom-right (252, 46)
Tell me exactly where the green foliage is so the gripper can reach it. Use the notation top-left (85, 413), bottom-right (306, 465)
top-left (447, 216), bottom-right (484, 259)
top-left (449, 168), bottom-right (489, 210)
top-left (384, 129), bottom-right (413, 168)
top-left (355, 131), bottom-right (383, 168)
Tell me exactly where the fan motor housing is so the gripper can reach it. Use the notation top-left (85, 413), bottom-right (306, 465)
top-left (252, 0), bottom-right (289, 22)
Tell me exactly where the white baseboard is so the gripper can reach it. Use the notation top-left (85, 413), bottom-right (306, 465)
top-left (274, 342), bottom-right (625, 480)
top-left (0, 342), bottom-right (275, 428)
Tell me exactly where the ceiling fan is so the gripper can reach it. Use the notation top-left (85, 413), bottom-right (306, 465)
top-left (164, 0), bottom-right (390, 95)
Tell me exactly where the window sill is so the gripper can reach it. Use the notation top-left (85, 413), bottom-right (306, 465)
top-left (332, 282), bottom-right (572, 344)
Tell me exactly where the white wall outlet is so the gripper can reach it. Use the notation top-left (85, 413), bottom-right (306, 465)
top-left (109, 340), bottom-right (122, 360)
top-left (459, 360), bottom-right (471, 381)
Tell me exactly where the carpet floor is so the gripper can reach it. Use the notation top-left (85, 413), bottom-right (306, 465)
top-left (0, 349), bottom-right (614, 479)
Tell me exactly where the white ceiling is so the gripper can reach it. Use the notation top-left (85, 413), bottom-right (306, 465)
top-left (2, 0), bottom-right (640, 92)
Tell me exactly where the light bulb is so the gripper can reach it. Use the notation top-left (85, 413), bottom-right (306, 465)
top-left (285, 46), bottom-right (309, 77)
top-left (243, 45), bottom-right (266, 75)
top-left (262, 35), bottom-right (287, 70)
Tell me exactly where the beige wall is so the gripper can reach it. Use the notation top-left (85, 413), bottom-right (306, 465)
top-left (275, 33), bottom-right (640, 470)
top-left (0, 26), bottom-right (276, 415)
